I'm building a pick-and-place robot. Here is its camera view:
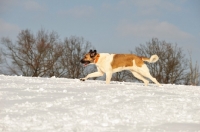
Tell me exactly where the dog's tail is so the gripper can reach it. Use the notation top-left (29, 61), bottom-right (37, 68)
top-left (142, 54), bottom-right (159, 63)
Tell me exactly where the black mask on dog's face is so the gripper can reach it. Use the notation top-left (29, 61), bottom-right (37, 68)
top-left (80, 50), bottom-right (97, 66)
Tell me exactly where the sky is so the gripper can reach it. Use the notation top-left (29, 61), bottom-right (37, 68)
top-left (0, 0), bottom-right (200, 63)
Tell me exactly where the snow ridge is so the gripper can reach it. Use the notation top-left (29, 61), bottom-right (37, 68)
top-left (0, 75), bottom-right (200, 132)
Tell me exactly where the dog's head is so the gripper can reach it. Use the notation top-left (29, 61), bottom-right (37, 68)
top-left (80, 50), bottom-right (98, 66)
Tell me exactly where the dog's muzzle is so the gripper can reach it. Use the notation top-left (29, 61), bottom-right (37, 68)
top-left (80, 59), bottom-right (90, 66)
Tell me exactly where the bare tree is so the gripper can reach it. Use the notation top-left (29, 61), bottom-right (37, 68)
top-left (0, 51), bottom-right (3, 74)
top-left (1, 29), bottom-right (62, 77)
top-left (133, 38), bottom-right (188, 84)
top-left (1, 29), bottom-right (96, 78)
top-left (0, 52), bottom-right (2, 63)
top-left (59, 36), bottom-right (93, 78)
top-left (184, 52), bottom-right (200, 85)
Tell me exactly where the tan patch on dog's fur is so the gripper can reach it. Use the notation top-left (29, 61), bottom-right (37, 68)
top-left (84, 53), bottom-right (94, 61)
top-left (82, 53), bottom-right (100, 63)
top-left (111, 54), bottom-right (144, 69)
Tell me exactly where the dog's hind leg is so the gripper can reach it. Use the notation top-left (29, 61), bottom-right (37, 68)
top-left (130, 71), bottom-right (149, 86)
top-left (137, 65), bottom-right (161, 87)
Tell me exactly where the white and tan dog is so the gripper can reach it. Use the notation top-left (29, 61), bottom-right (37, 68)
top-left (80, 50), bottom-right (161, 86)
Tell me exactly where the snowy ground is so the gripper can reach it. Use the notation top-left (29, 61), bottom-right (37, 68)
top-left (0, 75), bottom-right (200, 132)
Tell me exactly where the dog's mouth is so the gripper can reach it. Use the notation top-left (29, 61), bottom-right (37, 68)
top-left (80, 60), bottom-right (91, 66)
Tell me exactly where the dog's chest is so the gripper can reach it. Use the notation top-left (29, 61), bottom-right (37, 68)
top-left (95, 54), bottom-right (114, 72)
top-left (96, 61), bottom-right (109, 72)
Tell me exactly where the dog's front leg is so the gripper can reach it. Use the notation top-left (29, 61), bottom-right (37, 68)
top-left (80, 72), bottom-right (104, 81)
top-left (106, 72), bottom-right (112, 84)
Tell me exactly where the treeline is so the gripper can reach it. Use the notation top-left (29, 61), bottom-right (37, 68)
top-left (0, 29), bottom-right (199, 85)
top-left (112, 38), bottom-right (200, 86)
top-left (0, 29), bottom-right (94, 79)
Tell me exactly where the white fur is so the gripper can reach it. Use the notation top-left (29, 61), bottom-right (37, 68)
top-left (81, 53), bottom-right (161, 86)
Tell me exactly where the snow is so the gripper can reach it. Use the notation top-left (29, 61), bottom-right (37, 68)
top-left (0, 75), bottom-right (200, 132)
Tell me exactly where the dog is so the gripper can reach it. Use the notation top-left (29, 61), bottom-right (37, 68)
top-left (80, 50), bottom-right (161, 86)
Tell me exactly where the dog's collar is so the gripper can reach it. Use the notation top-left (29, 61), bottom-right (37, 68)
top-left (94, 54), bottom-right (100, 63)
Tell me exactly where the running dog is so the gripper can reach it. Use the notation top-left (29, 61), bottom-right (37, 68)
top-left (80, 50), bottom-right (161, 86)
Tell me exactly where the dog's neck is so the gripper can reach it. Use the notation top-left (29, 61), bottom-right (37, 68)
top-left (94, 54), bottom-right (100, 63)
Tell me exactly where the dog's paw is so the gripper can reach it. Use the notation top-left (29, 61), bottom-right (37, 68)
top-left (80, 78), bottom-right (86, 81)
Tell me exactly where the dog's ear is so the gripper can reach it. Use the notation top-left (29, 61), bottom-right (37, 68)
top-left (90, 50), bottom-right (97, 57)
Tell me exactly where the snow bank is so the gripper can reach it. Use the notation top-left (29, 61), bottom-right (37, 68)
top-left (0, 75), bottom-right (200, 132)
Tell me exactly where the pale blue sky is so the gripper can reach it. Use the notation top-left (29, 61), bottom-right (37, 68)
top-left (0, 0), bottom-right (200, 63)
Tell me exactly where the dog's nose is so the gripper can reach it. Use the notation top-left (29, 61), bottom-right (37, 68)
top-left (80, 59), bottom-right (84, 63)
